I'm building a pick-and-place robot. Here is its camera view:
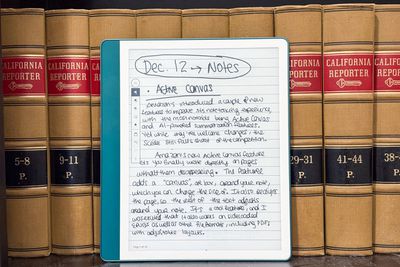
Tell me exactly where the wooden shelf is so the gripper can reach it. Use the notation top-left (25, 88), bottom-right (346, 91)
top-left (6, 254), bottom-right (400, 267)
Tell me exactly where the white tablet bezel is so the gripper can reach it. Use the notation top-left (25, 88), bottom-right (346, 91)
top-left (118, 38), bottom-right (290, 261)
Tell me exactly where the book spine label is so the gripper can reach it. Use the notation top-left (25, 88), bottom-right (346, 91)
top-left (93, 149), bottom-right (100, 186)
top-left (47, 57), bottom-right (90, 96)
top-left (290, 54), bottom-right (322, 93)
top-left (374, 147), bottom-right (400, 182)
top-left (2, 56), bottom-right (46, 96)
top-left (5, 150), bottom-right (47, 187)
top-left (50, 149), bottom-right (91, 185)
top-left (291, 148), bottom-right (322, 185)
top-left (326, 148), bottom-right (372, 184)
top-left (324, 53), bottom-right (374, 92)
top-left (375, 53), bottom-right (400, 91)
top-left (90, 57), bottom-right (100, 96)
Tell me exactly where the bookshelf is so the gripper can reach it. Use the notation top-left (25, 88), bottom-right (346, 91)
top-left (1, 0), bottom-right (399, 266)
top-left (6, 253), bottom-right (400, 266)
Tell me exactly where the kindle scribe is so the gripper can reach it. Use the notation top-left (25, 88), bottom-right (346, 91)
top-left (100, 38), bottom-right (290, 261)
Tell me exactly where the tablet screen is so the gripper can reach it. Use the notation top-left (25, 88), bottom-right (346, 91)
top-left (102, 38), bottom-right (290, 261)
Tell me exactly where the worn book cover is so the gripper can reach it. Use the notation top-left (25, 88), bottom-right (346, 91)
top-left (1, 8), bottom-right (50, 257)
top-left (136, 9), bottom-right (181, 38)
top-left (323, 4), bottom-right (374, 256)
top-left (182, 9), bottom-right (229, 38)
top-left (46, 9), bottom-right (93, 255)
top-left (373, 4), bottom-right (400, 254)
top-left (275, 4), bottom-right (324, 256)
top-left (229, 7), bottom-right (273, 37)
top-left (89, 8), bottom-right (136, 253)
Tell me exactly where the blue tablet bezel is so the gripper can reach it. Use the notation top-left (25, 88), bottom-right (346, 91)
top-left (100, 40), bottom-right (121, 261)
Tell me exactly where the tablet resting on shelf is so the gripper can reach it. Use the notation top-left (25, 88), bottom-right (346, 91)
top-left (101, 38), bottom-right (290, 261)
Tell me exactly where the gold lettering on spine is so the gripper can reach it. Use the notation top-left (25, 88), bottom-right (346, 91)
top-left (49, 73), bottom-right (87, 81)
top-left (326, 57), bottom-right (371, 67)
top-left (91, 61), bottom-right (100, 82)
top-left (47, 61), bottom-right (89, 70)
top-left (290, 58), bottom-right (320, 79)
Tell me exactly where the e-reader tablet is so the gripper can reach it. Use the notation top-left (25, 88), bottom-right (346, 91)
top-left (101, 38), bottom-right (290, 261)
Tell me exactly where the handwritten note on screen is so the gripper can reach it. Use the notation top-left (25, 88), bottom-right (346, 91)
top-left (118, 39), bottom-right (289, 260)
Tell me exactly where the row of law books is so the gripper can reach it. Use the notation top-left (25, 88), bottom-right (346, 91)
top-left (1, 3), bottom-right (400, 257)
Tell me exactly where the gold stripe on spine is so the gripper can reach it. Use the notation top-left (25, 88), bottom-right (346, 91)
top-left (1, 8), bottom-right (50, 257)
top-left (323, 4), bottom-right (374, 256)
top-left (275, 4), bottom-right (324, 256)
top-left (89, 8), bottom-right (136, 254)
top-left (45, 9), bottom-right (93, 255)
top-left (136, 9), bottom-right (181, 17)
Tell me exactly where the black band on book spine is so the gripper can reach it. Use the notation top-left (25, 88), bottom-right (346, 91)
top-left (51, 149), bottom-right (91, 185)
top-left (326, 148), bottom-right (372, 185)
top-left (93, 149), bottom-right (100, 186)
top-left (5, 150), bottom-right (48, 188)
top-left (290, 148), bottom-right (322, 185)
top-left (374, 147), bottom-right (400, 182)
